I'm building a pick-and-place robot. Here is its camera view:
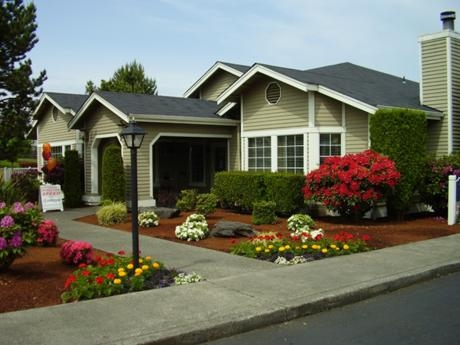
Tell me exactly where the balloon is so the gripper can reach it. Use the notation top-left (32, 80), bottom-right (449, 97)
top-left (42, 143), bottom-right (51, 153)
top-left (42, 151), bottom-right (51, 161)
top-left (47, 157), bottom-right (57, 171)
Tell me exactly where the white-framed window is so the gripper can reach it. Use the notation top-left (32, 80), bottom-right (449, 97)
top-left (319, 133), bottom-right (341, 164)
top-left (52, 107), bottom-right (59, 122)
top-left (278, 134), bottom-right (304, 174)
top-left (265, 82), bottom-right (281, 105)
top-left (248, 136), bottom-right (271, 171)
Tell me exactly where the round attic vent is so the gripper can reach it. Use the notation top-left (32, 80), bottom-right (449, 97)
top-left (265, 82), bottom-right (281, 104)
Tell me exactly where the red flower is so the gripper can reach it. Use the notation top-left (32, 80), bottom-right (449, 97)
top-left (81, 270), bottom-right (91, 277)
top-left (64, 275), bottom-right (76, 289)
top-left (78, 263), bottom-right (87, 269)
top-left (106, 272), bottom-right (116, 280)
top-left (95, 276), bottom-right (105, 285)
top-left (361, 234), bottom-right (371, 242)
top-left (118, 250), bottom-right (126, 256)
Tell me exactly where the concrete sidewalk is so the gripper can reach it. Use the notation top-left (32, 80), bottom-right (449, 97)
top-left (1, 207), bottom-right (460, 345)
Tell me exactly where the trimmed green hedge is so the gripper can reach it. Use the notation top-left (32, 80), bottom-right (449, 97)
top-left (370, 108), bottom-right (427, 219)
top-left (63, 150), bottom-right (82, 208)
top-left (212, 171), bottom-right (304, 215)
top-left (101, 145), bottom-right (125, 202)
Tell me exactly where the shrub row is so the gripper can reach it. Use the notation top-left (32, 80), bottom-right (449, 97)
top-left (212, 171), bottom-right (305, 215)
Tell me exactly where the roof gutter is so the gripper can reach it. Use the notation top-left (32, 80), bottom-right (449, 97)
top-left (133, 114), bottom-right (240, 126)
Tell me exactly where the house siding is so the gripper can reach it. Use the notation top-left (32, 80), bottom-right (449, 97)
top-left (452, 38), bottom-right (460, 152)
top-left (421, 37), bottom-right (449, 156)
top-left (243, 76), bottom-right (308, 131)
top-left (315, 93), bottom-right (342, 127)
top-left (84, 103), bottom-right (123, 195)
top-left (200, 70), bottom-right (238, 101)
top-left (345, 105), bottom-right (369, 153)
top-left (38, 104), bottom-right (75, 143)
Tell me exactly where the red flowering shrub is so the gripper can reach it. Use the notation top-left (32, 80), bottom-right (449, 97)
top-left (303, 150), bottom-right (400, 217)
top-left (36, 219), bottom-right (59, 246)
top-left (60, 240), bottom-right (94, 266)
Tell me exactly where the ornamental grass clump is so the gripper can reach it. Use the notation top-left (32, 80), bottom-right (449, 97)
top-left (96, 201), bottom-right (127, 225)
top-left (138, 211), bottom-right (159, 228)
top-left (230, 230), bottom-right (371, 264)
top-left (61, 251), bottom-right (201, 303)
top-left (175, 214), bottom-right (209, 241)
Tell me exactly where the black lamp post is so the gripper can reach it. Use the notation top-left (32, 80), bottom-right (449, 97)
top-left (120, 119), bottom-right (145, 268)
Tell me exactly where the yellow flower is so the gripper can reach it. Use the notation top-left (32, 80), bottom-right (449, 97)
top-left (264, 249), bottom-right (270, 253)
top-left (322, 248), bottom-right (328, 254)
top-left (284, 245), bottom-right (291, 250)
top-left (255, 246), bottom-right (262, 252)
top-left (301, 244), bottom-right (308, 249)
top-left (142, 265), bottom-right (149, 271)
top-left (127, 263), bottom-right (134, 270)
top-left (113, 278), bottom-right (122, 285)
top-left (268, 244), bottom-right (274, 249)
top-left (330, 244), bottom-right (337, 249)
top-left (138, 258), bottom-right (144, 264)
top-left (117, 267), bottom-right (125, 272)
top-left (278, 246), bottom-right (285, 252)
top-left (118, 271), bottom-right (127, 278)
top-left (343, 244), bottom-right (350, 250)
top-left (152, 262), bottom-right (160, 269)
top-left (134, 268), bottom-right (143, 276)
top-left (145, 256), bottom-right (152, 261)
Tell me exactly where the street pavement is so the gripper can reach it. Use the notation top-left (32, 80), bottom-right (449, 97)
top-left (0, 207), bottom-right (459, 345)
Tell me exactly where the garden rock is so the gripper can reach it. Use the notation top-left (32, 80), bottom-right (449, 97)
top-left (139, 207), bottom-right (180, 219)
top-left (210, 221), bottom-right (258, 238)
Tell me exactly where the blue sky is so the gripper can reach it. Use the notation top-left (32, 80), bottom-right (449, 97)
top-left (29, 0), bottom-right (460, 97)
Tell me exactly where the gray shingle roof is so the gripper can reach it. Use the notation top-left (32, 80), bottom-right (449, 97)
top-left (220, 62), bottom-right (251, 74)
top-left (96, 91), bottom-right (222, 119)
top-left (45, 92), bottom-right (88, 112)
top-left (259, 62), bottom-right (439, 113)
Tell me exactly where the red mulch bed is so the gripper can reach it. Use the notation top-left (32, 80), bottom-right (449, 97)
top-left (1, 209), bottom-right (459, 314)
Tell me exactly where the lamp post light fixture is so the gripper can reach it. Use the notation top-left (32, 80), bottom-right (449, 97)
top-left (120, 119), bottom-right (146, 268)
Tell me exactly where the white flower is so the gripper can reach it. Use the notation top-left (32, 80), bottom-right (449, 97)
top-left (290, 227), bottom-right (324, 242)
top-left (287, 214), bottom-right (315, 232)
top-left (175, 214), bottom-right (209, 241)
top-left (174, 272), bottom-right (203, 285)
top-left (274, 255), bottom-right (308, 265)
top-left (138, 211), bottom-right (160, 228)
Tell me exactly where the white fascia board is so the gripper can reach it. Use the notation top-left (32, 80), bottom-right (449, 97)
top-left (376, 105), bottom-right (443, 120)
top-left (217, 64), bottom-right (318, 105)
top-left (33, 93), bottom-right (68, 117)
top-left (418, 30), bottom-right (460, 42)
top-left (216, 102), bottom-right (237, 116)
top-left (318, 85), bottom-right (377, 114)
top-left (68, 93), bottom-right (129, 129)
top-left (133, 114), bottom-right (239, 126)
top-left (183, 62), bottom-right (244, 98)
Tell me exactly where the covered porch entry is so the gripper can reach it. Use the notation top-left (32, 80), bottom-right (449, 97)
top-left (152, 136), bottom-right (229, 206)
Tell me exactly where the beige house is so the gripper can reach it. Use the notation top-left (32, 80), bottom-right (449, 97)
top-left (33, 11), bottom-right (459, 207)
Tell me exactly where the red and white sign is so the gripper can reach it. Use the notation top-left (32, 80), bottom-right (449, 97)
top-left (39, 184), bottom-right (64, 212)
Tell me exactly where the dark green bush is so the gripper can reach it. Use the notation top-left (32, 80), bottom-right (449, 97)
top-left (212, 171), bottom-right (304, 214)
top-left (264, 173), bottom-right (305, 216)
top-left (370, 108), bottom-right (427, 219)
top-left (101, 145), bottom-right (125, 202)
top-left (196, 193), bottom-right (218, 216)
top-left (175, 189), bottom-right (198, 211)
top-left (252, 200), bottom-right (277, 225)
top-left (63, 150), bottom-right (82, 208)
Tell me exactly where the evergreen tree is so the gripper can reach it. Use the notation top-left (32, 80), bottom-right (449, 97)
top-left (0, 0), bottom-right (47, 162)
top-left (85, 60), bottom-right (157, 95)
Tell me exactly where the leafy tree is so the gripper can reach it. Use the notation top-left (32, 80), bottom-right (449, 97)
top-left (0, 0), bottom-right (47, 162)
top-left (85, 60), bottom-right (157, 95)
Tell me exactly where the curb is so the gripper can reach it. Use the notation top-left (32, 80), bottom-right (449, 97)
top-left (149, 260), bottom-right (460, 345)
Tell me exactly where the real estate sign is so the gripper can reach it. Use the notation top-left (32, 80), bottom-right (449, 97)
top-left (39, 184), bottom-right (64, 212)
